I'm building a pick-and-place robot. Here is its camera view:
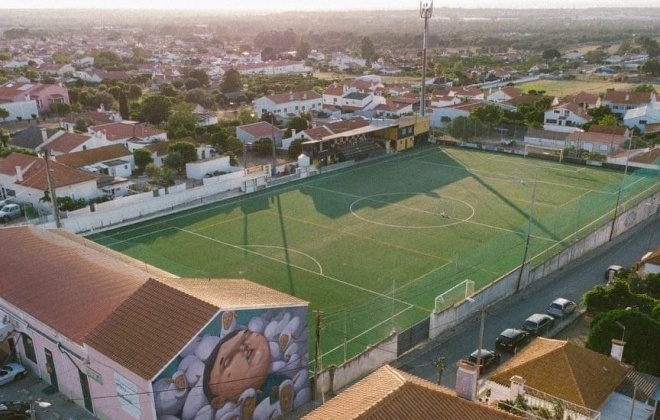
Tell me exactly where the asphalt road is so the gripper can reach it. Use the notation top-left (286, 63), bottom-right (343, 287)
top-left (393, 215), bottom-right (660, 389)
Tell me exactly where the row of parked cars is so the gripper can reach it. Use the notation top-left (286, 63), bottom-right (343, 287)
top-left (466, 297), bottom-right (577, 373)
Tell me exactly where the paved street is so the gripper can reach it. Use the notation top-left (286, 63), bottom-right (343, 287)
top-left (393, 215), bottom-right (660, 389)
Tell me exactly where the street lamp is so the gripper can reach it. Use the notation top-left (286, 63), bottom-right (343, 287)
top-left (270, 113), bottom-right (277, 176)
top-left (467, 296), bottom-right (486, 401)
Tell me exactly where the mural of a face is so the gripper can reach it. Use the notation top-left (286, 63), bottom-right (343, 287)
top-left (203, 329), bottom-right (271, 408)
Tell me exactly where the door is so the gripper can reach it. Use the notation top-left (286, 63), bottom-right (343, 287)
top-left (78, 370), bottom-right (94, 414)
top-left (44, 349), bottom-right (58, 391)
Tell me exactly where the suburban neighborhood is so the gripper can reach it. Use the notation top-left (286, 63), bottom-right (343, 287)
top-left (0, 4), bottom-right (659, 420)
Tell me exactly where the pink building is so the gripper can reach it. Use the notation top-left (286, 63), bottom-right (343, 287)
top-left (0, 81), bottom-right (70, 113)
top-left (0, 227), bottom-right (309, 420)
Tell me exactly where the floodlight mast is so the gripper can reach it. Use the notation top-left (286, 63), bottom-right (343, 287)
top-left (420, 0), bottom-right (433, 117)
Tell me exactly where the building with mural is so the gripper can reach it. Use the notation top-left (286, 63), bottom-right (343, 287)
top-left (0, 226), bottom-right (309, 420)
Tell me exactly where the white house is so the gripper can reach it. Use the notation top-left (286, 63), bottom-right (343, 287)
top-left (253, 90), bottom-right (323, 119)
top-left (486, 86), bottom-right (522, 103)
top-left (623, 102), bottom-right (660, 133)
top-left (543, 103), bottom-right (592, 133)
top-left (185, 155), bottom-right (236, 180)
top-left (601, 91), bottom-right (655, 117)
top-left (0, 153), bottom-right (100, 211)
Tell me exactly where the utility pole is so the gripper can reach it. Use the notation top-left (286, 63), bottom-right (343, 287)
top-left (474, 306), bottom-right (486, 400)
top-left (43, 149), bottom-right (61, 228)
top-left (270, 113), bottom-right (277, 176)
top-left (609, 138), bottom-right (633, 241)
top-left (419, 0), bottom-right (433, 117)
top-left (516, 172), bottom-right (538, 293)
top-left (314, 310), bottom-right (324, 402)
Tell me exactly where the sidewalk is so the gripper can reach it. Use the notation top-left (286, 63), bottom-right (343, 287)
top-left (0, 373), bottom-right (95, 419)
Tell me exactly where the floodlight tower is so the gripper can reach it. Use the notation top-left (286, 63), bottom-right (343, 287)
top-left (420, 0), bottom-right (433, 117)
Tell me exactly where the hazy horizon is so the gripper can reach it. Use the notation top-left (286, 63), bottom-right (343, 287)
top-left (3, 0), bottom-right (660, 11)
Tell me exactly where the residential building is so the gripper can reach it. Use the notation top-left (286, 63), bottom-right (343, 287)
top-left (623, 101), bottom-right (660, 133)
top-left (544, 103), bottom-right (592, 133)
top-left (235, 121), bottom-right (284, 146)
top-left (566, 130), bottom-right (625, 154)
top-left (0, 152), bottom-right (100, 209)
top-left (0, 81), bottom-right (69, 113)
top-left (484, 338), bottom-right (657, 419)
top-left (486, 86), bottom-right (522, 103)
top-left (0, 226), bottom-right (310, 420)
top-left (8, 126), bottom-right (59, 150)
top-left (86, 122), bottom-right (167, 151)
top-left (304, 365), bottom-right (521, 419)
top-left (601, 91), bottom-right (655, 117)
top-left (253, 90), bottom-right (323, 119)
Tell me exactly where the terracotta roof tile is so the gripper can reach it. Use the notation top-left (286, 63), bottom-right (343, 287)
top-left (264, 90), bottom-right (321, 105)
top-left (489, 338), bottom-right (628, 410)
top-left (18, 157), bottom-right (97, 190)
top-left (89, 122), bottom-right (166, 141)
top-left (55, 144), bottom-right (133, 168)
top-left (45, 132), bottom-right (91, 154)
top-left (588, 125), bottom-right (627, 135)
top-left (0, 152), bottom-right (37, 175)
top-left (304, 365), bottom-right (521, 420)
top-left (237, 121), bottom-right (283, 138)
top-left (85, 278), bottom-right (219, 380)
top-left (602, 91), bottom-right (652, 104)
top-left (0, 227), bottom-right (148, 344)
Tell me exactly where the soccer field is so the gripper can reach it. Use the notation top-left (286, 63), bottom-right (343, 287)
top-left (89, 146), bottom-right (659, 367)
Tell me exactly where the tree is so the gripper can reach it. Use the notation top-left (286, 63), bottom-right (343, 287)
top-left (0, 108), bottom-right (9, 122)
top-left (254, 137), bottom-right (274, 157)
top-left (141, 95), bottom-right (173, 125)
top-left (288, 138), bottom-right (304, 159)
top-left (133, 147), bottom-right (153, 171)
top-left (74, 118), bottom-right (94, 133)
top-left (94, 49), bottom-right (122, 68)
top-left (186, 68), bottom-right (210, 87)
top-left (598, 114), bottom-right (619, 126)
top-left (220, 68), bottom-right (242, 93)
top-left (584, 50), bottom-right (607, 64)
top-left (166, 105), bottom-right (198, 139)
top-left (163, 151), bottom-right (185, 176)
top-left (296, 40), bottom-right (311, 60)
top-left (631, 83), bottom-right (656, 93)
top-left (145, 163), bottom-right (175, 187)
top-left (285, 114), bottom-right (311, 137)
top-left (126, 84), bottom-right (143, 101)
top-left (470, 104), bottom-right (504, 124)
top-left (542, 49), bottom-right (561, 61)
top-left (50, 103), bottom-right (71, 117)
top-left (118, 89), bottom-right (130, 120)
top-left (185, 88), bottom-right (214, 109)
top-left (168, 141), bottom-right (198, 167)
top-left (360, 36), bottom-right (376, 62)
top-left (640, 60), bottom-right (660, 77)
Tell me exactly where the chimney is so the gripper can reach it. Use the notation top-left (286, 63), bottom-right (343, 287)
top-left (610, 339), bottom-right (625, 361)
top-left (41, 127), bottom-right (48, 142)
top-left (291, 129), bottom-right (296, 137)
top-left (15, 166), bottom-right (23, 182)
top-left (509, 375), bottom-right (525, 399)
top-left (625, 93), bottom-right (630, 102)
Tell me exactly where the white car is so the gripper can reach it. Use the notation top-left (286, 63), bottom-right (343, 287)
top-left (547, 298), bottom-right (577, 318)
top-left (0, 204), bottom-right (21, 223)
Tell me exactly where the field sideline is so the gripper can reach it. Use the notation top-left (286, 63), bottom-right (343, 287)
top-left (89, 146), bottom-right (659, 367)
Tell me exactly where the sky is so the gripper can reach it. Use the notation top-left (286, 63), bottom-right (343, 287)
top-left (3, 0), bottom-right (659, 10)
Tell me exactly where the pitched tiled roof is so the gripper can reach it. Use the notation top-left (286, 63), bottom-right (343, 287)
top-left (9, 126), bottom-right (59, 150)
top-left (566, 131), bottom-right (623, 145)
top-left (85, 278), bottom-right (219, 380)
top-left (0, 152), bottom-right (37, 175)
top-left (0, 227), bottom-right (149, 344)
top-left (165, 278), bottom-right (307, 308)
top-left (265, 90), bottom-right (321, 105)
top-left (89, 122), bottom-right (166, 141)
top-left (526, 128), bottom-right (569, 141)
top-left (237, 121), bottom-right (283, 138)
top-left (86, 278), bottom-right (306, 380)
top-left (18, 157), bottom-right (97, 190)
top-left (55, 144), bottom-right (133, 168)
top-left (489, 338), bottom-right (629, 410)
top-left (61, 111), bottom-right (117, 125)
top-left (557, 103), bottom-right (592, 120)
top-left (602, 91), bottom-right (652, 105)
top-left (304, 365), bottom-right (521, 420)
top-left (325, 117), bottom-right (370, 134)
top-left (44, 132), bottom-right (91, 154)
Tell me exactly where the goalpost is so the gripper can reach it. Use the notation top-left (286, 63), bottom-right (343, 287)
top-left (434, 279), bottom-right (475, 313)
top-left (524, 144), bottom-right (564, 162)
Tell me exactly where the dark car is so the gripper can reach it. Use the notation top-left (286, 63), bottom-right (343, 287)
top-left (522, 313), bottom-right (555, 336)
top-left (495, 328), bottom-right (532, 353)
top-left (467, 349), bottom-right (501, 373)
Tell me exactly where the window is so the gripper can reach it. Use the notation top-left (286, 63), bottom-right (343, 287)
top-left (639, 120), bottom-right (647, 125)
top-left (546, 119), bottom-right (557, 124)
top-left (5, 189), bottom-right (16, 197)
top-left (22, 334), bottom-right (37, 363)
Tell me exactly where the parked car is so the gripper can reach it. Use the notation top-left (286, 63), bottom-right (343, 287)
top-left (0, 362), bottom-right (27, 387)
top-left (0, 204), bottom-right (21, 222)
top-left (467, 349), bottom-right (501, 373)
top-left (495, 328), bottom-right (532, 353)
top-left (522, 313), bottom-right (555, 336)
top-left (547, 298), bottom-right (577, 318)
top-left (604, 264), bottom-right (623, 282)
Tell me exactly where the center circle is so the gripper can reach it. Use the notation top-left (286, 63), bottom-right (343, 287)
top-left (349, 193), bottom-right (475, 229)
